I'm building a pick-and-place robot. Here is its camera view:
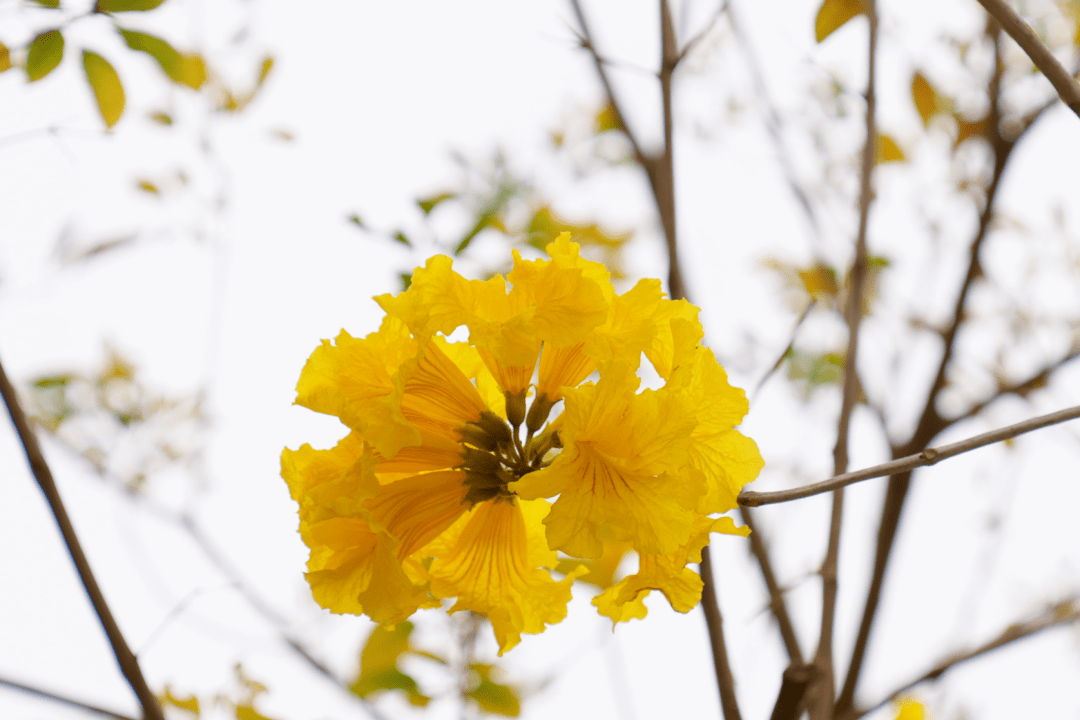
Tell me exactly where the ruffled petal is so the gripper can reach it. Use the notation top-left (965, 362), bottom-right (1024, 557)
top-left (294, 319), bottom-right (421, 458)
top-left (536, 342), bottom-right (595, 401)
top-left (513, 365), bottom-right (701, 557)
top-left (426, 500), bottom-right (577, 654)
top-left (363, 469), bottom-right (470, 557)
top-left (593, 516), bottom-right (748, 625)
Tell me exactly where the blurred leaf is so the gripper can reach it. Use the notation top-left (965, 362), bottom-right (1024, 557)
top-left (348, 214), bottom-right (365, 229)
top-left (815, 0), bottom-right (865, 42)
top-left (82, 51), bottom-right (125, 128)
top-left (454, 212), bottom-right (505, 255)
top-left (417, 192), bottom-right (454, 214)
top-left (158, 686), bottom-right (200, 715)
top-left (96, 0), bottom-right (167, 10)
top-left (350, 622), bottom-right (436, 707)
top-left (875, 133), bottom-right (904, 163)
top-left (399, 272), bottom-right (412, 290)
top-left (256, 55), bottom-right (273, 86)
top-left (269, 127), bottom-right (294, 141)
top-left (595, 102), bottom-right (621, 133)
top-left (0, 43), bottom-right (10, 73)
top-left (797, 263), bottom-right (838, 299)
top-left (786, 349), bottom-right (844, 399)
top-left (466, 664), bottom-right (521, 717)
top-left (912, 72), bottom-right (948, 126)
top-left (235, 706), bottom-right (277, 720)
top-left (392, 231), bottom-right (411, 247)
top-left (526, 206), bottom-right (631, 278)
top-left (149, 110), bottom-right (172, 125)
top-left (33, 375), bottom-right (71, 388)
top-left (893, 698), bottom-right (925, 720)
top-left (26, 30), bottom-right (64, 82)
top-left (137, 179), bottom-right (160, 194)
top-left (955, 115), bottom-right (990, 146)
top-left (118, 28), bottom-right (206, 89)
top-left (29, 0), bottom-right (61, 7)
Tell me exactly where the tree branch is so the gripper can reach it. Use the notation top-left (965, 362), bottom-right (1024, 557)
top-left (834, 30), bottom-right (1011, 711)
top-left (700, 549), bottom-right (743, 720)
top-left (839, 594), bottom-right (1080, 720)
top-left (740, 507), bottom-right (804, 664)
top-left (0, 677), bottom-right (139, 720)
top-left (0, 353), bottom-right (166, 720)
top-left (808, 4), bottom-right (877, 718)
top-left (973, 0), bottom-right (1080, 119)
top-left (739, 403), bottom-right (1080, 506)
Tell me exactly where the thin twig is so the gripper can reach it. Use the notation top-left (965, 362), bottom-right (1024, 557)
top-left (35, 428), bottom-right (388, 720)
top-left (973, 0), bottom-right (1080, 119)
top-left (0, 677), bottom-right (139, 720)
top-left (675, 0), bottom-right (729, 65)
top-left (839, 595), bottom-right (1080, 720)
top-left (740, 403), bottom-right (1080, 507)
top-left (699, 549), bottom-right (742, 720)
top-left (752, 301), bottom-right (815, 403)
top-left (834, 30), bottom-right (1012, 711)
top-left (740, 507), bottom-right (803, 664)
top-left (0, 354), bottom-right (166, 720)
top-left (808, 4), bottom-right (878, 718)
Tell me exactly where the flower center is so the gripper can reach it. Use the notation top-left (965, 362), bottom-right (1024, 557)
top-left (457, 390), bottom-right (561, 506)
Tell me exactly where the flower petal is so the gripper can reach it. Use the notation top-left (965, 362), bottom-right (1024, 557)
top-left (426, 499), bottom-right (576, 654)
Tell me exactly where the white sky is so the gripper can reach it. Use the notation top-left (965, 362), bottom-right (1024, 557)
top-left (2, 1), bottom-right (1080, 719)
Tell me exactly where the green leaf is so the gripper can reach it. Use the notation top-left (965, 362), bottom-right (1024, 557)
top-left (417, 192), bottom-right (454, 214)
top-left (350, 622), bottom-right (433, 706)
top-left (875, 133), bottom-right (904, 163)
top-left (29, 0), bottom-right (61, 8)
top-left (118, 28), bottom-right (206, 88)
top-left (149, 110), bottom-right (173, 125)
top-left (815, 0), bottom-right (865, 43)
top-left (392, 231), bottom-right (411, 247)
top-left (0, 42), bottom-right (10, 73)
top-left (348, 214), bottom-right (365, 228)
top-left (785, 349), bottom-right (844, 399)
top-left (95, 0), bottom-right (167, 11)
top-left (466, 664), bottom-right (521, 717)
top-left (26, 30), bottom-right (64, 82)
top-left (82, 51), bottom-right (125, 128)
top-left (399, 272), bottom-right (413, 290)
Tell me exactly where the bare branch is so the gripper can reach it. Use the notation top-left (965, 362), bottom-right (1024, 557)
top-left (0, 354), bottom-right (166, 720)
top-left (675, 0), bottom-right (729, 66)
top-left (699, 548), bottom-right (742, 720)
top-left (809, 3), bottom-right (878, 717)
top-left (740, 507), bottom-right (804, 664)
top-left (841, 595), bottom-right (1080, 720)
top-left (974, 0), bottom-right (1080, 119)
top-left (739, 402), bottom-right (1080, 507)
top-left (835, 30), bottom-right (1012, 710)
top-left (947, 345), bottom-right (1080, 425)
top-left (567, 0), bottom-right (650, 167)
top-left (0, 677), bottom-right (138, 720)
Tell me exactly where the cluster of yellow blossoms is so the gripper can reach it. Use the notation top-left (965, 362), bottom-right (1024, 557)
top-left (282, 234), bottom-right (763, 653)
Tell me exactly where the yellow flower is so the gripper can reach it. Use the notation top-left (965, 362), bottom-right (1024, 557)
top-left (282, 233), bottom-right (763, 650)
top-left (894, 699), bottom-right (926, 720)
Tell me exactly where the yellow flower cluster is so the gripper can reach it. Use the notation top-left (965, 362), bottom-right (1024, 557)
top-left (282, 234), bottom-right (763, 653)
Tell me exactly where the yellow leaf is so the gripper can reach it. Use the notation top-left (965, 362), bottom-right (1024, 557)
top-left (235, 705), bottom-right (276, 720)
top-left (137, 179), bottom-right (160, 194)
top-left (955, 116), bottom-right (990, 146)
top-left (912, 72), bottom-right (943, 126)
top-left (158, 686), bottom-right (200, 715)
top-left (149, 110), bottom-right (173, 125)
top-left (875, 133), bottom-right (904, 163)
top-left (0, 42), bottom-right (10, 73)
top-left (26, 30), bottom-right (64, 82)
top-left (257, 55), bottom-right (273, 86)
top-left (894, 698), bottom-right (925, 720)
top-left (797, 263), bottom-right (838, 298)
top-left (595, 102), bottom-right (621, 133)
top-left (815, 0), bottom-right (865, 43)
top-left (82, 51), bottom-right (125, 128)
top-left (466, 664), bottom-right (521, 717)
top-left (118, 28), bottom-right (206, 89)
